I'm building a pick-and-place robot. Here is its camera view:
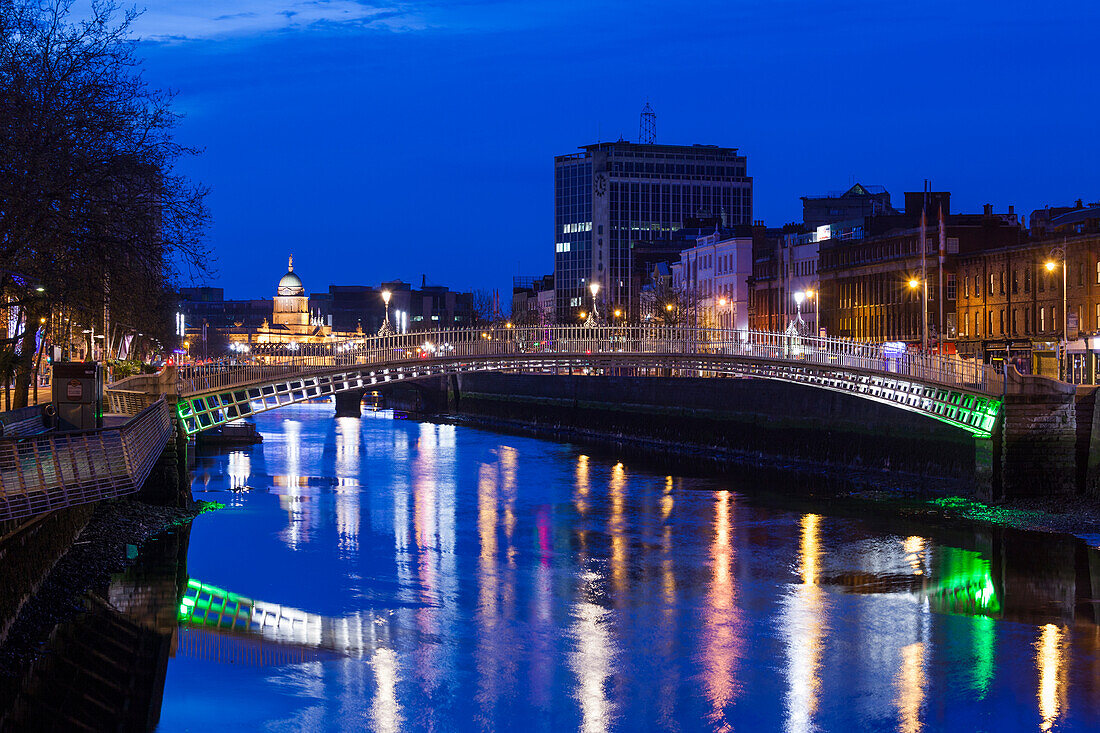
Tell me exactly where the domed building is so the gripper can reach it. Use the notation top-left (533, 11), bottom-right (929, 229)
top-left (274, 256), bottom-right (309, 329)
top-left (228, 255), bottom-right (355, 348)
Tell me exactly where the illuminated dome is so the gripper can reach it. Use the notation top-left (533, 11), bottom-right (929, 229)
top-left (277, 255), bottom-right (304, 296)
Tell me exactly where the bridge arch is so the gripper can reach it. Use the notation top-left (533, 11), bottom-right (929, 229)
top-left (164, 326), bottom-right (1002, 440)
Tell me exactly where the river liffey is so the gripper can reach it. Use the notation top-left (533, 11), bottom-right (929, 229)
top-left (156, 403), bottom-right (1100, 731)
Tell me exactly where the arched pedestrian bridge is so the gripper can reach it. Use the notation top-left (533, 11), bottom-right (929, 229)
top-left (157, 326), bottom-right (1003, 439)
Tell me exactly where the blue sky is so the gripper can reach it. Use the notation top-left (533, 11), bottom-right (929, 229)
top-left (136, 0), bottom-right (1100, 299)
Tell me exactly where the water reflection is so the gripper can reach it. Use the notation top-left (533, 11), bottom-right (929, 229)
top-left (2, 527), bottom-right (191, 731)
top-left (570, 572), bottom-right (616, 733)
top-left (783, 513), bottom-right (827, 733)
top-left (1037, 624), bottom-right (1068, 732)
top-left (161, 405), bottom-right (1100, 732)
top-left (703, 490), bottom-right (741, 723)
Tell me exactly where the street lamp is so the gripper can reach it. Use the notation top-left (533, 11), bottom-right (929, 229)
top-left (379, 290), bottom-right (393, 336)
top-left (1046, 245), bottom-right (1068, 379)
top-left (908, 278), bottom-right (927, 350)
top-left (588, 281), bottom-right (600, 325)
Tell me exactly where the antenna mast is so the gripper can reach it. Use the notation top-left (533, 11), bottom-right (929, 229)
top-left (639, 101), bottom-right (656, 144)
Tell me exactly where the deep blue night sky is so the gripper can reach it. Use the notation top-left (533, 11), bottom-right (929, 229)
top-left (135, 0), bottom-right (1099, 299)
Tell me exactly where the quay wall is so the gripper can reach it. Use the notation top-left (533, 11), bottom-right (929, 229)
top-left (432, 373), bottom-right (988, 492)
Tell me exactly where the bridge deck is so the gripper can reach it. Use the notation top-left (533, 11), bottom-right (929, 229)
top-left (160, 327), bottom-right (1003, 438)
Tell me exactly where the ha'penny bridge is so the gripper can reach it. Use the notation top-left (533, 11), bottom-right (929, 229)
top-left (0, 325), bottom-right (1079, 524)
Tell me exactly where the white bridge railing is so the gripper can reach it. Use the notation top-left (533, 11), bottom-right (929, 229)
top-left (176, 326), bottom-right (1002, 397)
top-left (0, 398), bottom-right (173, 522)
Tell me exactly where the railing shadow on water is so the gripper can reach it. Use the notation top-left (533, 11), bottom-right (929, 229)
top-left (172, 326), bottom-right (1002, 397)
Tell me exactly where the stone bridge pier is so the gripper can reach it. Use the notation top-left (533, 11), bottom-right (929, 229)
top-left (997, 369), bottom-right (1078, 499)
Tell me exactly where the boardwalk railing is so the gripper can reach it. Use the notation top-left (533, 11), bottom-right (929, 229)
top-left (0, 399), bottom-right (173, 522)
top-left (176, 326), bottom-right (1003, 397)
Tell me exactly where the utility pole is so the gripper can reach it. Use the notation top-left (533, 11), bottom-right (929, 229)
top-left (938, 202), bottom-right (946, 349)
top-left (920, 181), bottom-right (929, 352)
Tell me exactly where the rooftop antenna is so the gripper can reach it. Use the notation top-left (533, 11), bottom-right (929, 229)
top-left (639, 101), bottom-right (656, 144)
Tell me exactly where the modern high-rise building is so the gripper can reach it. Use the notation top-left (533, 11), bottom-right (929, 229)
top-left (554, 141), bottom-right (752, 320)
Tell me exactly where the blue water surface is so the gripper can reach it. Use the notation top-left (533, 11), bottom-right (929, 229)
top-left (156, 403), bottom-right (1100, 732)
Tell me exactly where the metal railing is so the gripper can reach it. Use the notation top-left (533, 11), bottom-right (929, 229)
top-left (177, 326), bottom-right (1003, 397)
top-left (0, 398), bottom-right (173, 522)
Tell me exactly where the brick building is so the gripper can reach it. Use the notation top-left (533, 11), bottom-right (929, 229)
top-left (956, 230), bottom-right (1100, 383)
top-left (817, 195), bottom-right (1021, 350)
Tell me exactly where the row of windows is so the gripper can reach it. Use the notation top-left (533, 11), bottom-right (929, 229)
top-left (821, 237), bottom-right (959, 269)
top-left (963, 261), bottom-right (1100, 298)
top-left (959, 305), bottom-right (1086, 338)
top-left (836, 276), bottom-right (956, 309)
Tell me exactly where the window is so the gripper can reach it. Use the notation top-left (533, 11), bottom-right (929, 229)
top-left (1012, 270), bottom-right (1019, 294)
top-left (975, 274), bottom-right (981, 297)
top-left (1012, 309), bottom-right (1018, 335)
top-left (1040, 307), bottom-right (1046, 332)
top-left (1025, 267), bottom-right (1032, 293)
top-left (1096, 302), bottom-right (1100, 330)
top-left (987, 311), bottom-right (994, 334)
top-left (974, 311), bottom-right (980, 337)
top-left (1025, 308), bottom-right (1032, 334)
top-left (1080, 263), bottom-right (1086, 287)
top-left (989, 273), bottom-right (996, 294)
top-left (1096, 260), bottom-right (1100, 284)
top-left (999, 271), bottom-right (1006, 295)
top-left (999, 309), bottom-right (1005, 335)
top-left (947, 274), bottom-right (957, 301)
top-left (964, 275), bottom-right (970, 299)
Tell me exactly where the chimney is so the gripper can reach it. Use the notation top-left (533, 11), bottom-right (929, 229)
top-left (1008, 205), bottom-right (1014, 215)
top-left (983, 204), bottom-right (993, 216)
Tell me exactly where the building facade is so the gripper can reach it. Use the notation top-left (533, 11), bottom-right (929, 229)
top-left (801, 183), bottom-right (897, 230)
top-left (817, 197), bottom-right (1021, 350)
top-left (670, 231), bottom-right (753, 330)
top-left (956, 231), bottom-right (1100, 383)
top-left (554, 141), bottom-right (752, 321)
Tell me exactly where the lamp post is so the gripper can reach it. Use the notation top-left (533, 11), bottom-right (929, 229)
top-left (1046, 245), bottom-right (1068, 380)
top-left (790, 291), bottom-right (808, 336)
top-left (378, 290), bottom-right (393, 336)
top-left (587, 281), bottom-right (600, 326)
top-left (908, 278), bottom-right (927, 350)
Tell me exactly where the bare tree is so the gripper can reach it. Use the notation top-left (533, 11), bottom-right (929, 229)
top-left (0, 0), bottom-right (211, 406)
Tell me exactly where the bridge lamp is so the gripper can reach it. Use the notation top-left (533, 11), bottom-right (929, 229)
top-left (665, 303), bottom-right (673, 311)
top-left (579, 311), bottom-right (587, 320)
top-left (614, 309), bottom-right (622, 318)
top-left (1045, 260), bottom-right (1057, 272)
top-left (908, 278), bottom-right (920, 289)
top-left (505, 322), bottom-right (513, 329)
top-left (718, 298), bottom-right (727, 307)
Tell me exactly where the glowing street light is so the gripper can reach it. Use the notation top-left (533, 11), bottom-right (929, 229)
top-left (379, 289), bottom-right (394, 336)
top-left (1046, 245), bottom-right (1067, 379)
top-left (588, 281), bottom-right (601, 324)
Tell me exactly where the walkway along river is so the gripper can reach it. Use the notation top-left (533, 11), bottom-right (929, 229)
top-left (131, 402), bottom-right (1100, 731)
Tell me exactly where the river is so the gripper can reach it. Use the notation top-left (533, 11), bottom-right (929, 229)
top-left (147, 402), bottom-right (1100, 731)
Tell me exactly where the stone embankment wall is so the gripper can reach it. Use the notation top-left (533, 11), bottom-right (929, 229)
top-left (0, 506), bottom-right (95, 645)
top-left (442, 373), bottom-right (988, 491)
top-left (1000, 371), bottom-right (1078, 499)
